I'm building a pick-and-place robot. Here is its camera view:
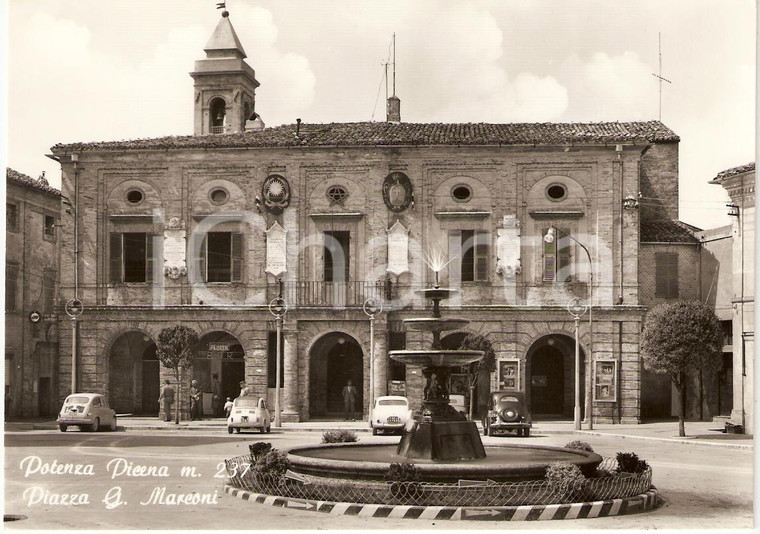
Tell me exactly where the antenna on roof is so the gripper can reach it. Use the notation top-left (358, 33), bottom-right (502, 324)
top-left (651, 32), bottom-right (672, 121)
top-left (392, 33), bottom-right (396, 97)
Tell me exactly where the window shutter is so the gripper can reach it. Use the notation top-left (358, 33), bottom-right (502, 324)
top-left (231, 232), bottom-right (243, 282)
top-left (667, 253), bottom-right (679, 298)
top-left (146, 234), bottom-right (154, 283)
top-left (192, 234), bottom-right (207, 283)
top-left (110, 233), bottom-right (123, 283)
top-left (543, 234), bottom-right (555, 282)
top-left (475, 231), bottom-right (489, 281)
top-left (557, 229), bottom-right (572, 282)
top-left (448, 230), bottom-right (462, 286)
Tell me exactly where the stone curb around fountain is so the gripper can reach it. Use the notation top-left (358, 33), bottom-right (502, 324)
top-left (223, 484), bottom-right (660, 521)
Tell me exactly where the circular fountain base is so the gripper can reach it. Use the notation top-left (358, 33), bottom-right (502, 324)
top-left (288, 442), bottom-right (602, 483)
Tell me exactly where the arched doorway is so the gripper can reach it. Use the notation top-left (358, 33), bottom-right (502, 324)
top-left (309, 332), bottom-right (363, 419)
top-left (526, 334), bottom-right (585, 420)
top-left (194, 332), bottom-right (245, 416)
top-left (109, 331), bottom-right (157, 414)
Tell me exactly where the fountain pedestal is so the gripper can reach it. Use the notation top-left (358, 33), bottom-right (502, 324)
top-left (390, 287), bottom-right (487, 461)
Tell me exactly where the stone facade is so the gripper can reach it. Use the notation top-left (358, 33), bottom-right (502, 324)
top-left (49, 13), bottom-right (683, 424)
top-left (5, 169), bottom-right (61, 418)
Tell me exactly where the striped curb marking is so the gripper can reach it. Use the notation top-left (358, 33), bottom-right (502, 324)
top-left (223, 484), bottom-right (660, 521)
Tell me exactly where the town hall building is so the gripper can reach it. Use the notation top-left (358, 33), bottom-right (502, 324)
top-left (51, 11), bottom-right (682, 423)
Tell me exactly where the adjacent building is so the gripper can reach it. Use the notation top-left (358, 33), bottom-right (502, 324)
top-left (5, 168), bottom-right (61, 418)
top-left (709, 162), bottom-right (755, 435)
top-left (50, 12), bottom-right (683, 422)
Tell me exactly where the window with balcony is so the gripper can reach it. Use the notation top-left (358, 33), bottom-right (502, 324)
top-left (324, 230), bottom-right (350, 283)
top-left (448, 230), bottom-right (489, 283)
top-left (655, 252), bottom-right (679, 298)
top-left (109, 233), bottom-right (156, 283)
top-left (197, 231), bottom-right (243, 283)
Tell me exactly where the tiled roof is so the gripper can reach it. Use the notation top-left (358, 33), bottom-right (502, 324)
top-left (51, 120), bottom-right (679, 152)
top-left (641, 219), bottom-right (701, 244)
top-left (6, 168), bottom-right (60, 197)
top-left (710, 162), bottom-right (755, 184)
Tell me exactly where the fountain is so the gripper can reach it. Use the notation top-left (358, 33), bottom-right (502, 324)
top-left (285, 249), bottom-right (603, 482)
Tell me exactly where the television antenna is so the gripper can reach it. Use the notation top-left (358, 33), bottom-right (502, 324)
top-left (651, 32), bottom-right (672, 121)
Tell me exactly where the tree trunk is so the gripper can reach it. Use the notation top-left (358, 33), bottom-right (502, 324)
top-left (175, 368), bottom-right (181, 425)
top-left (678, 373), bottom-right (686, 437)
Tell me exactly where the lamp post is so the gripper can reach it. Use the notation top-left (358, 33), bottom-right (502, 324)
top-left (268, 279), bottom-right (288, 428)
top-left (363, 297), bottom-right (383, 423)
top-left (567, 297), bottom-right (588, 431)
top-left (544, 227), bottom-right (594, 430)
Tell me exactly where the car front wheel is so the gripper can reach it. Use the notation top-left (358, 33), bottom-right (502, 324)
top-left (227, 427), bottom-right (233, 434)
top-left (524, 428), bottom-right (530, 437)
top-left (109, 417), bottom-right (117, 431)
top-left (59, 424), bottom-right (67, 432)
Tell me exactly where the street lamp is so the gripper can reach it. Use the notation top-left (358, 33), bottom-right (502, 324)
top-left (567, 297), bottom-right (588, 431)
top-left (268, 279), bottom-right (288, 428)
top-left (363, 297), bottom-right (383, 423)
top-left (544, 227), bottom-right (594, 429)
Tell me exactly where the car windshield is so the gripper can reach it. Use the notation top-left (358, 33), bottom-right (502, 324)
top-left (499, 395), bottom-right (520, 403)
top-left (66, 396), bottom-right (91, 404)
top-left (378, 399), bottom-right (407, 406)
top-left (235, 398), bottom-right (259, 408)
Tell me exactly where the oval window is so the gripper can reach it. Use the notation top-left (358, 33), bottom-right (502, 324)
top-left (126, 189), bottom-right (144, 205)
top-left (209, 188), bottom-right (229, 205)
top-left (452, 184), bottom-right (472, 202)
top-left (546, 184), bottom-right (567, 201)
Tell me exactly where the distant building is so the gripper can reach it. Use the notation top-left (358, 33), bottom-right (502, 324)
top-left (709, 162), bottom-right (754, 435)
top-left (5, 168), bottom-right (61, 418)
top-left (50, 11), bottom-right (682, 423)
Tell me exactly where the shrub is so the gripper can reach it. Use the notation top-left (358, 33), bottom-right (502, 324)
top-left (565, 440), bottom-right (594, 453)
top-left (321, 430), bottom-right (359, 443)
top-left (545, 462), bottom-right (591, 502)
top-left (384, 462), bottom-right (421, 482)
top-left (254, 449), bottom-right (291, 477)
top-left (616, 452), bottom-right (649, 474)
top-left (249, 442), bottom-right (273, 463)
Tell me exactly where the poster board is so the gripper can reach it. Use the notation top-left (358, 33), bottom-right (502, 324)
top-left (594, 360), bottom-right (617, 402)
top-left (498, 359), bottom-right (520, 391)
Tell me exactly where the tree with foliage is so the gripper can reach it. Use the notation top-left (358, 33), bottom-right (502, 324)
top-left (458, 334), bottom-right (496, 420)
top-left (156, 325), bottom-right (199, 424)
top-left (640, 301), bottom-right (723, 437)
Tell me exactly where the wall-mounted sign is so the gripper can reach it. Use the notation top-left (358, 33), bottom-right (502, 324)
top-left (382, 172), bottom-right (413, 212)
top-left (164, 227), bottom-right (187, 279)
top-left (262, 175), bottom-right (290, 214)
top-left (386, 220), bottom-right (410, 275)
top-left (498, 359), bottom-right (521, 390)
top-left (208, 343), bottom-right (230, 353)
top-left (496, 215), bottom-right (521, 279)
top-left (29, 310), bottom-right (41, 323)
top-left (265, 221), bottom-right (287, 277)
top-left (594, 360), bottom-right (617, 402)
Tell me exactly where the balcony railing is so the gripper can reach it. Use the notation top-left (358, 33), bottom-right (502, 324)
top-left (266, 280), bottom-right (398, 308)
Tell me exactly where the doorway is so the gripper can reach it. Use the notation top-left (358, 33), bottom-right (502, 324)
top-left (309, 332), bottom-right (364, 419)
top-left (530, 346), bottom-right (565, 415)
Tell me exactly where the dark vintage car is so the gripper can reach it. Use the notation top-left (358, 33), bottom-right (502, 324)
top-left (483, 391), bottom-right (532, 437)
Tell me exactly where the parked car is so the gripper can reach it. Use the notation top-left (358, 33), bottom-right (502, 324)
top-left (57, 393), bottom-right (117, 432)
top-left (483, 391), bottom-right (531, 437)
top-left (449, 394), bottom-right (468, 417)
top-left (227, 396), bottom-right (271, 434)
top-left (370, 395), bottom-right (412, 435)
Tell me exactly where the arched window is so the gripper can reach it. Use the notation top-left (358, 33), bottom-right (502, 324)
top-left (209, 98), bottom-right (226, 134)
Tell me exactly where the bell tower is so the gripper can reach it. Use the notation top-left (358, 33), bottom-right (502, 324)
top-left (190, 10), bottom-right (261, 135)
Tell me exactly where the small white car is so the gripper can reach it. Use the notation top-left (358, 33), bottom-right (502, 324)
top-left (57, 393), bottom-right (118, 432)
top-left (370, 396), bottom-right (412, 435)
top-left (449, 394), bottom-right (468, 417)
top-left (227, 396), bottom-right (271, 434)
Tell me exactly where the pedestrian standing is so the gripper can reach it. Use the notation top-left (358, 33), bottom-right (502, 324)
top-left (239, 381), bottom-right (250, 397)
top-left (342, 379), bottom-right (357, 420)
top-left (190, 379), bottom-right (201, 421)
top-left (158, 380), bottom-right (174, 422)
top-left (224, 397), bottom-right (233, 418)
top-left (211, 373), bottom-right (222, 417)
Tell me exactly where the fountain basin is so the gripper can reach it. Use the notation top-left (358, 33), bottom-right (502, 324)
top-left (402, 318), bottom-right (471, 333)
top-left (287, 442), bottom-right (602, 483)
top-left (389, 349), bottom-right (484, 367)
top-left (415, 288), bottom-right (458, 300)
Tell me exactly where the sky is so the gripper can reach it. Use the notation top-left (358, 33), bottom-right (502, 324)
top-left (2, 0), bottom-right (756, 230)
